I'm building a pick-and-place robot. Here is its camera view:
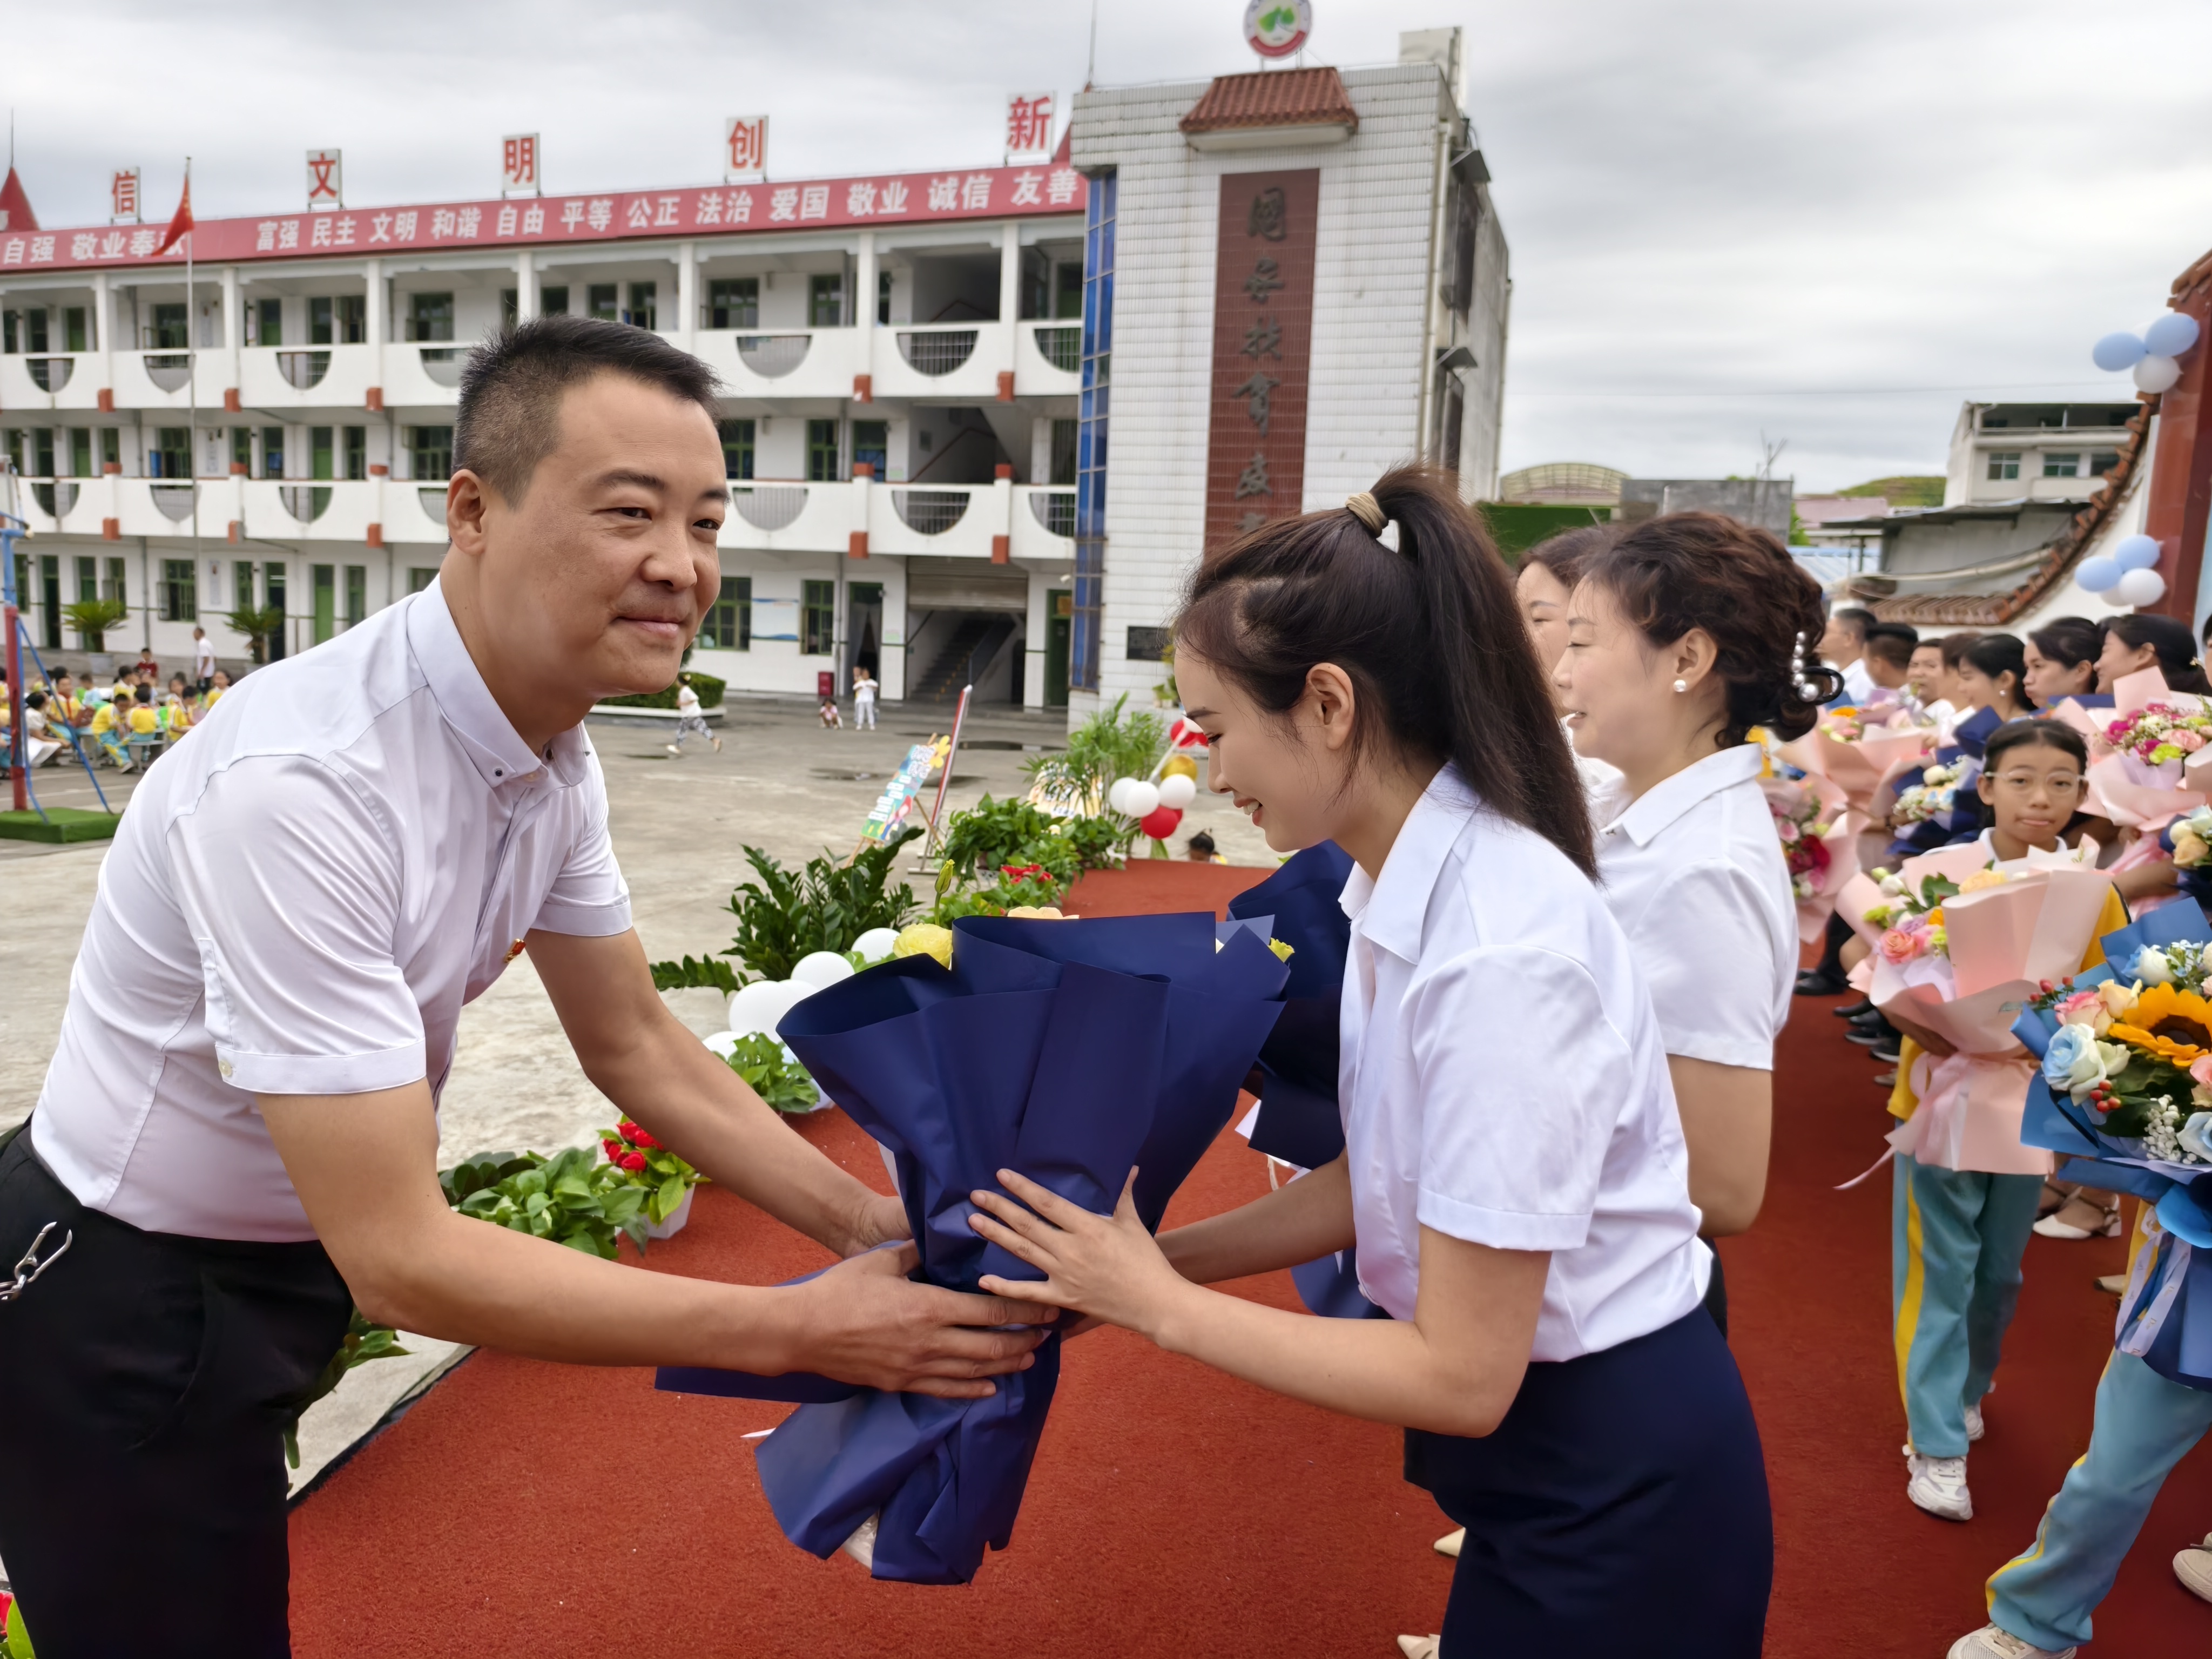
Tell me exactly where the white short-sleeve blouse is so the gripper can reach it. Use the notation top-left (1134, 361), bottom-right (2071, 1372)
top-left (1591, 745), bottom-right (1797, 1072)
top-left (1337, 767), bottom-right (1705, 1362)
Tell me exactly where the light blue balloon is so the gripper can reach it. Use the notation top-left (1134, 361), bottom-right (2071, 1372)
top-left (2144, 312), bottom-right (2202, 359)
top-left (2114, 534), bottom-right (2161, 572)
top-left (2093, 331), bottom-right (2148, 372)
top-left (2076, 556), bottom-right (2122, 592)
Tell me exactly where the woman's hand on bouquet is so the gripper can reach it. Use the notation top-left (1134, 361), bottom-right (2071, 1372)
top-left (969, 1169), bottom-right (1195, 1341)
top-left (788, 1243), bottom-right (1056, 1400)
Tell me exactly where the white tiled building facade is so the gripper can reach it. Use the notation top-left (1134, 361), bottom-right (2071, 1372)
top-left (1, 163), bottom-right (1088, 707)
top-left (1066, 32), bottom-right (1508, 710)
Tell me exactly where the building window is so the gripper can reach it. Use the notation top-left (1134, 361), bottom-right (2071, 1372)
top-left (234, 559), bottom-right (257, 609)
top-left (806, 419), bottom-right (841, 482)
top-left (24, 309), bottom-right (48, 354)
top-left (149, 304), bottom-right (187, 350)
top-left (1055, 261), bottom-right (1083, 320)
top-left (2089, 450), bottom-right (2121, 477)
top-left (809, 274), bottom-right (844, 327)
top-left (253, 296), bottom-right (282, 347)
top-left (852, 420), bottom-right (887, 479)
top-left (231, 428), bottom-right (252, 473)
top-left (309, 296), bottom-right (333, 345)
top-left (2, 312), bottom-right (15, 353)
top-left (625, 282), bottom-right (658, 331)
top-left (1986, 451), bottom-right (2020, 482)
top-left (587, 284), bottom-right (618, 322)
top-left (719, 419), bottom-right (756, 481)
top-left (704, 575), bottom-right (751, 650)
top-left (540, 285), bottom-right (569, 316)
top-left (1073, 169), bottom-right (1115, 693)
top-left (706, 277), bottom-right (759, 330)
top-left (102, 428), bottom-right (120, 471)
top-left (1050, 418), bottom-right (1077, 485)
top-left (2042, 453), bottom-right (2081, 478)
top-left (30, 428), bottom-right (54, 478)
top-left (337, 295), bottom-right (365, 343)
top-left (343, 426), bottom-right (367, 481)
top-left (878, 269), bottom-right (893, 325)
top-left (500, 288), bottom-right (518, 327)
top-left (152, 427), bottom-right (189, 480)
top-left (159, 558), bottom-right (197, 622)
top-left (69, 428), bottom-right (92, 477)
top-left (63, 306), bottom-right (89, 352)
top-left (408, 426), bottom-right (454, 481)
top-left (261, 425), bottom-right (287, 479)
top-left (406, 292), bottom-right (454, 342)
top-left (801, 579), bottom-right (835, 655)
top-left (408, 567), bottom-right (438, 594)
top-left (311, 564), bottom-right (336, 645)
top-left (345, 565), bottom-right (367, 629)
top-left (310, 426), bottom-right (335, 481)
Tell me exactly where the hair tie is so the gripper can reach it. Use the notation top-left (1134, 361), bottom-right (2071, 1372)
top-left (1345, 491), bottom-right (1386, 536)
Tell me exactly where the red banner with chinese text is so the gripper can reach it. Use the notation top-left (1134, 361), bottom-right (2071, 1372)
top-left (1204, 169), bottom-right (1319, 553)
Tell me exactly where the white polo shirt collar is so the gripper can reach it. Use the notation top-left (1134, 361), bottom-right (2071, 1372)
top-left (405, 580), bottom-right (589, 792)
top-left (1339, 765), bottom-right (1477, 965)
top-left (1605, 743), bottom-right (1764, 848)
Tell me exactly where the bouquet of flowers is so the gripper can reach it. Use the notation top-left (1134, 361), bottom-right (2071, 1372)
top-left (1850, 841), bottom-right (2116, 1172)
top-left (656, 912), bottom-right (1290, 1584)
top-left (1763, 778), bottom-right (1866, 945)
top-left (2077, 669), bottom-right (2211, 829)
top-left (2012, 902), bottom-right (2212, 1388)
top-left (1779, 706), bottom-right (1928, 815)
top-left (1890, 760), bottom-right (1965, 827)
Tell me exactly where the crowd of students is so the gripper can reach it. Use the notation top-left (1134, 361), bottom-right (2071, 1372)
top-left (1791, 601), bottom-right (2212, 1658)
top-left (0, 648), bottom-right (233, 776)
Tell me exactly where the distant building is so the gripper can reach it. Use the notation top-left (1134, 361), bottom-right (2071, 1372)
top-left (1943, 401), bottom-right (2137, 508)
top-left (1497, 461), bottom-right (1623, 506)
top-left (1616, 477), bottom-right (1792, 540)
top-left (1793, 495), bottom-right (1885, 552)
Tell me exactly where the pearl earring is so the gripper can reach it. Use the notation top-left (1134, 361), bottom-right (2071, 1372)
top-left (1673, 678), bottom-right (1689, 693)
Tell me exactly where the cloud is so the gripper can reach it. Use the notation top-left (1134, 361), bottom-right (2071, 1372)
top-left (15, 0), bottom-right (2211, 489)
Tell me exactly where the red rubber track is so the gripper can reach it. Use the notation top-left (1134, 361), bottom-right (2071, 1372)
top-left (287, 868), bottom-right (2212, 1655)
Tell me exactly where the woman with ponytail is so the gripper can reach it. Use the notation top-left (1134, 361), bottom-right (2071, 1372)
top-left (1553, 513), bottom-right (1839, 1341)
top-left (963, 467), bottom-right (1772, 1658)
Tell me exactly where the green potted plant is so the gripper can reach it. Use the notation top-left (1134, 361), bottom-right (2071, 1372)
top-left (62, 595), bottom-right (129, 653)
top-left (223, 603), bottom-right (287, 666)
top-left (651, 825), bottom-right (921, 990)
top-left (600, 1116), bottom-right (711, 1232)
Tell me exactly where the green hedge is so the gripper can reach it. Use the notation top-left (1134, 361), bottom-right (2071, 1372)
top-left (1477, 503), bottom-right (1614, 561)
top-left (601, 671), bottom-right (726, 710)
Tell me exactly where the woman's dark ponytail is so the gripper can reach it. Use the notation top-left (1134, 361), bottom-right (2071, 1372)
top-left (1176, 462), bottom-right (1595, 877)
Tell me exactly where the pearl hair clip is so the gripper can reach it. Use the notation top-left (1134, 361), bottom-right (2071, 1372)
top-left (1792, 630), bottom-right (1825, 702)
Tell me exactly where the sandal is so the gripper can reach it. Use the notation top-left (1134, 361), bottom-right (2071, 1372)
top-left (2038, 1179), bottom-right (2078, 1219)
top-left (2035, 1193), bottom-right (2121, 1239)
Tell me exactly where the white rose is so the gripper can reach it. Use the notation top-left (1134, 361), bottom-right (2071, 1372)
top-left (2181, 1112), bottom-right (2212, 1163)
top-left (2136, 946), bottom-right (2175, 986)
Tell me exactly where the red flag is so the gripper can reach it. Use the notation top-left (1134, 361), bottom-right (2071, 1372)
top-left (0, 166), bottom-right (36, 233)
top-left (154, 174), bottom-right (193, 256)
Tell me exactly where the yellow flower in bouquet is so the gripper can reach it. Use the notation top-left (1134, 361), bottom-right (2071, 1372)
top-left (893, 923), bottom-right (955, 969)
top-left (2108, 982), bottom-right (2212, 1064)
top-left (1957, 869), bottom-right (2013, 895)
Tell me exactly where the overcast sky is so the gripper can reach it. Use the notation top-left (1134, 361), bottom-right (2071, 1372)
top-left (15, 0), bottom-right (2212, 490)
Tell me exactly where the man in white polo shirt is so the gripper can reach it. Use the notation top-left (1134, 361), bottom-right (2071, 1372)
top-left (0, 316), bottom-right (1049, 1656)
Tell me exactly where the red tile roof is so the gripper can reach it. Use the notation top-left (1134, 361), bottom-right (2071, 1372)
top-left (1179, 68), bottom-right (1359, 136)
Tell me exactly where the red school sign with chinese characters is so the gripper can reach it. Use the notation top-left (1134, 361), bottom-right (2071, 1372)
top-left (1203, 169), bottom-right (1319, 552)
top-left (3, 163), bottom-right (1087, 273)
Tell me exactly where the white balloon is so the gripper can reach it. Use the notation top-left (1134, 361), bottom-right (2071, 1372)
top-left (1121, 780), bottom-right (1161, 819)
top-left (2115, 567), bottom-right (2168, 607)
top-left (1107, 778), bottom-right (1137, 814)
top-left (2092, 332), bottom-right (2147, 372)
top-left (727, 977), bottom-right (816, 1038)
top-left (1156, 773), bottom-right (1198, 809)
top-left (792, 950), bottom-right (858, 989)
top-left (2113, 534), bottom-right (2162, 573)
top-left (2075, 557), bottom-right (2122, 593)
top-left (852, 927), bottom-right (902, 962)
top-left (2135, 354), bottom-right (2183, 394)
top-left (2144, 312), bottom-right (2202, 359)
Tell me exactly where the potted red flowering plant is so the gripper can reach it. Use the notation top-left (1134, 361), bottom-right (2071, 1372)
top-left (600, 1117), bottom-right (709, 1239)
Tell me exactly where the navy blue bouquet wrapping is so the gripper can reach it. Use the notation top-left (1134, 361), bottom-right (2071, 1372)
top-left (2011, 900), bottom-right (2212, 1390)
top-left (1224, 842), bottom-right (1379, 1319)
top-left (658, 912), bottom-right (1289, 1583)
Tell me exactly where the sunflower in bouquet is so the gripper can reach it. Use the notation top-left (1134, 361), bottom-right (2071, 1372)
top-left (2031, 941), bottom-right (2212, 1164)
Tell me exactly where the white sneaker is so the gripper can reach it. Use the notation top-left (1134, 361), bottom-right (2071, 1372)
top-left (1945, 1624), bottom-right (2074, 1658)
top-left (1965, 1402), bottom-right (1985, 1442)
top-left (1907, 1451), bottom-right (1973, 1521)
top-left (665, 743), bottom-right (681, 756)
top-left (1433, 1527), bottom-right (1464, 1559)
top-left (1395, 1639), bottom-right (1440, 1659)
top-left (2175, 1533), bottom-right (2212, 1604)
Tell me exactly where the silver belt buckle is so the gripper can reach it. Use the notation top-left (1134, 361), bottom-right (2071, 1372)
top-left (0, 1222), bottom-right (72, 1301)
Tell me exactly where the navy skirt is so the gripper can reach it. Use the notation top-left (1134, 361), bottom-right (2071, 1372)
top-left (1405, 1310), bottom-right (1772, 1657)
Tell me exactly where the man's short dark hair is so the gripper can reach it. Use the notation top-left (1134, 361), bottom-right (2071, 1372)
top-left (1865, 621), bottom-right (1919, 649)
top-left (1864, 629), bottom-right (1914, 672)
top-left (1831, 605), bottom-right (1878, 640)
top-left (454, 314), bottom-right (722, 505)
